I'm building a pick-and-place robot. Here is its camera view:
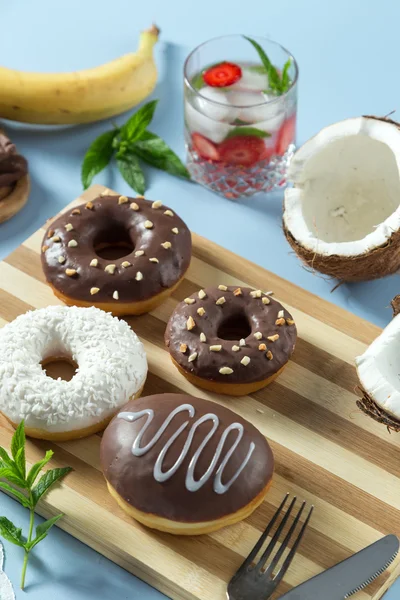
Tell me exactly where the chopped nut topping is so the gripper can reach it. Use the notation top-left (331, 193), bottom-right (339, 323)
top-left (198, 289), bottom-right (207, 299)
top-left (266, 350), bottom-right (273, 360)
top-left (113, 290), bottom-right (119, 300)
top-left (210, 345), bottom-right (222, 352)
top-left (200, 332), bottom-right (206, 342)
top-left (164, 209), bottom-right (174, 217)
top-left (144, 220), bottom-right (154, 229)
top-left (258, 343), bottom-right (267, 351)
top-left (65, 223), bottom-right (74, 232)
top-left (42, 245), bottom-right (50, 253)
top-left (135, 250), bottom-right (145, 257)
top-left (51, 236), bottom-right (61, 242)
top-left (232, 345), bottom-right (240, 352)
top-left (218, 284), bottom-right (228, 291)
top-left (188, 352), bottom-right (198, 362)
top-left (216, 296), bottom-right (226, 305)
top-left (275, 318), bottom-right (286, 326)
top-left (65, 268), bottom-right (77, 277)
top-left (104, 264), bottom-right (116, 274)
top-left (233, 287), bottom-right (242, 296)
top-left (219, 367), bottom-right (233, 375)
top-left (267, 334), bottom-right (280, 342)
top-left (136, 195), bottom-right (145, 199)
top-left (149, 257), bottom-right (159, 263)
top-left (179, 343), bottom-right (188, 353)
top-left (100, 189), bottom-right (111, 196)
top-left (239, 338), bottom-right (246, 346)
top-left (152, 200), bottom-right (162, 209)
top-left (71, 208), bottom-right (81, 215)
top-left (130, 202), bottom-right (139, 211)
top-left (58, 256), bottom-right (66, 264)
top-left (197, 307), bottom-right (206, 316)
top-left (90, 287), bottom-right (100, 295)
top-left (277, 310), bottom-right (285, 318)
top-left (250, 290), bottom-right (262, 298)
top-left (184, 297), bottom-right (195, 304)
top-left (118, 195), bottom-right (129, 204)
top-left (47, 229), bottom-right (54, 238)
top-left (286, 318), bottom-right (295, 325)
top-left (85, 201), bottom-right (94, 210)
top-left (135, 271), bottom-right (143, 281)
top-left (68, 240), bottom-right (78, 248)
top-left (241, 356), bottom-right (251, 366)
top-left (171, 227), bottom-right (179, 234)
top-left (262, 296), bottom-right (270, 305)
top-left (187, 316), bottom-right (196, 330)
top-left (90, 258), bottom-right (98, 267)
top-left (121, 261), bottom-right (131, 268)
top-left (161, 241), bottom-right (172, 249)
top-left (254, 331), bottom-right (263, 340)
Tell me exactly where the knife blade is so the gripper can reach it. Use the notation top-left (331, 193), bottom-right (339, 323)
top-left (277, 535), bottom-right (399, 599)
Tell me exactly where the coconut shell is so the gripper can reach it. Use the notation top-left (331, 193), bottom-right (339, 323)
top-left (356, 387), bottom-right (400, 433)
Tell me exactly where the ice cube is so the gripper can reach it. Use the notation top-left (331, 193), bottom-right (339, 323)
top-left (195, 87), bottom-right (238, 122)
top-left (230, 92), bottom-right (285, 133)
top-left (230, 67), bottom-right (269, 92)
top-left (185, 103), bottom-right (230, 143)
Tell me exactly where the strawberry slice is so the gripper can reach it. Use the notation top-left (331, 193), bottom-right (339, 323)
top-left (276, 115), bottom-right (296, 155)
top-left (192, 132), bottom-right (220, 161)
top-left (219, 135), bottom-right (265, 167)
top-left (203, 62), bottom-right (242, 88)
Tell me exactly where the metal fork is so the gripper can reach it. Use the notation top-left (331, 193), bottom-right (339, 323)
top-left (227, 494), bottom-right (314, 600)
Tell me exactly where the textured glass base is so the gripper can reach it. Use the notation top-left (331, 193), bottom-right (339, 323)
top-left (187, 144), bottom-right (295, 199)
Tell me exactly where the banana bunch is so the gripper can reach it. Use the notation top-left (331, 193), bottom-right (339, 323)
top-left (0, 25), bottom-right (159, 125)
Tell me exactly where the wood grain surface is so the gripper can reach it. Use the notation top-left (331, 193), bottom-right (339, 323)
top-left (0, 184), bottom-right (399, 600)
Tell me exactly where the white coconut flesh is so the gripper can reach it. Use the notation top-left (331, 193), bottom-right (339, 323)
top-left (284, 117), bottom-right (400, 256)
top-left (356, 314), bottom-right (400, 420)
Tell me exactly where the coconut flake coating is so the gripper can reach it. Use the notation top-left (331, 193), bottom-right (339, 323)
top-left (0, 306), bottom-right (147, 433)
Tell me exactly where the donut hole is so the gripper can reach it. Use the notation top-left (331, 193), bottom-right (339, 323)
top-left (217, 313), bottom-right (252, 341)
top-left (93, 224), bottom-right (135, 260)
top-left (41, 356), bottom-right (78, 382)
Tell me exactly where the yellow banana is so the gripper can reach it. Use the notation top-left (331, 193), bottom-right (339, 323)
top-left (0, 25), bottom-right (159, 125)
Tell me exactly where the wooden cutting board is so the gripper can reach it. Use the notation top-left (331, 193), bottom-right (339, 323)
top-left (0, 184), bottom-right (399, 600)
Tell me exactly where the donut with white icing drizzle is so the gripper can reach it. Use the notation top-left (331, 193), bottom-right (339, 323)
top-left (100, 393), bottom-right (274, 535)
top-left (0, 306), bottom-right (147, 441)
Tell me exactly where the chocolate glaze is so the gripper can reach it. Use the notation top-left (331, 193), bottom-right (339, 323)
top-left (0, 131), bottom-right (28, 189)
top-left (41, 195), bottom-right (192, 303)
top-left (100, 393), bottom-right (273, 523)
top-left (165, 287), bottom-right (297, 384)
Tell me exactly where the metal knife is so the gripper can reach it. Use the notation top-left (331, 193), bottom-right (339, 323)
top-left (277, 535), bottom-right (399, 599)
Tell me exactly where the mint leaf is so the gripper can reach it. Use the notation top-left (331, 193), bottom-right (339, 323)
top-left (249, 64), bottom-right (267, 74)
top-left (191, 71), bottom-right (205, 91)
top-left (81, 129), bottom-right (118, 189)
top-left (225, 127), bottom-right (271, 140)
top-left (26, 451), bottom-right (54, 488)
top-left (281, 58), bottom-right (292, 92)
top-left (0, 447), bottom-right (14, 468)
top-left (0, 516), bottom-right (24, 547)
top-left (0, 468), bottom-right (27, 488)
top-left (0, 482), bottom-right (30, 508)
top-left (26, 514), bottom-right (63, 551)
top-left (32, 467), bottom-right (72, 506)
top-left (11, 421), bottom-right (25, 461)
top-left (132, 131), bottom-right (190, 180)
top-left (244, 36), bottom-right (283, 94)
top-left (117, 155), bottom-right (146, 195)
top-left (121, 100), bottom-right (158, 143)
top-left (15, 447), bottom-right (26, 480)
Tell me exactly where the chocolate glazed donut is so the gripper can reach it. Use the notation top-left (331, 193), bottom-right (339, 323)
top-left (100, 393), bottom-right (274, 534)
top-left (165, 286), bottom-right (297, 395)
top-left (41, 194), bottom-right (192, 316)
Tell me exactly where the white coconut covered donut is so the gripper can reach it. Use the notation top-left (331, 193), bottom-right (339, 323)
top-left (0, 306), bottom-right (147, 441)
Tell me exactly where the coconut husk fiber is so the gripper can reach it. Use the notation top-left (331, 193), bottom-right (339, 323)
top-left (356, 388), bottom-right (400, 433)
top-left (283, 224), bottom-right (400, 282)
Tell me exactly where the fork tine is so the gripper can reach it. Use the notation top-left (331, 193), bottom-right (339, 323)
top-left (263, 500), bottom-right (306, 578)
top-left (255, 495), bottom-right (297, 572)
top-left (273, 504), bottom-right (314, 586)
top-left (235, 493), bottom-right (290, 574)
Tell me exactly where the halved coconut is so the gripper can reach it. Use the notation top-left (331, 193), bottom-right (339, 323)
top-left (355, 296), bottom-right (400, 432)
top-left (283, 116), bottom-right (400, 281)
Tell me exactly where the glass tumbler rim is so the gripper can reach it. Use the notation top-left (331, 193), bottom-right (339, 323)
top-left (183, 33), bottom-right (299, 110)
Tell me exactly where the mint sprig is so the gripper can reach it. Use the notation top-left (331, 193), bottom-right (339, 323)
top-left (0, 421), bottom-right (72, 589)
top-left (225, 126), bottom-right (271, 140)
top-left (81, 100), bottom-right (191, 193)
top-left (244, 36), bottom-right (293, 95)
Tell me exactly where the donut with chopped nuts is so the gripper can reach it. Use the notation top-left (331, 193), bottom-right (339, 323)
top-left (165, 286), bottom-right (297, 396)
top-left (41, 193), bottom-right (192, 316)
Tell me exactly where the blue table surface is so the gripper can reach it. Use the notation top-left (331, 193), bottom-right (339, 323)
top-left (1, 0), bottom-right (399, 598)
